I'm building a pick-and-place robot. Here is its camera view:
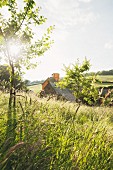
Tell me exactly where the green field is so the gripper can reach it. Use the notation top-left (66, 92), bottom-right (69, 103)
top-left (27, 75), bottom-right (113, 93)
top-left (27, 84), bottom-right (42, 93)
top-left (96, 75), bottom-right (113, 87)
top-left (0, 93), bottom-right (113, 169)
top-left (97, 75), bottom-right (113, 82)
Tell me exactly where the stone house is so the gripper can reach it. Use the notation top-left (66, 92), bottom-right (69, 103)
top-left (41, 73), bottom-right (75, 102)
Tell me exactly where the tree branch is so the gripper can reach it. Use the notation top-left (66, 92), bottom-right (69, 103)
top-left (13, 0), bottom-right (32, 35)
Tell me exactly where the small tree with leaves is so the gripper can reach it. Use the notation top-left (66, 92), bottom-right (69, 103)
top-left (58, 59), bottom-right (98, 106)
top-left (0, 0), bottom-right (54, 144)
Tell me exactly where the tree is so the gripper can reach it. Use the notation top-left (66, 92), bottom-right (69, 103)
top-left (0, 65), bottom-right (27, 91)
top-left (97, 69), bottom-right (113, 75)
top-left (0, 65), bottom-right (9, 81)
top-left (58, 59), bottom-right (98, 106)
top-left (0, 0), bottom-right (53, 144)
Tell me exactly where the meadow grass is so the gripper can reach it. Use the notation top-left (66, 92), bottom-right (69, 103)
top-left (27, 84), bottom-right (42, 93)
top-left (0, 93), bottom-right (113, 169)
top-left (97, 75), bottom-right (113, 82)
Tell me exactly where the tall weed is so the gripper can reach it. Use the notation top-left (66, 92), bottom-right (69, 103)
top-left (0, 93), bottom-right (113, 169)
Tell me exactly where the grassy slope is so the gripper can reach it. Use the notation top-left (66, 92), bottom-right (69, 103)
top-left (27, 84), bottom-right (42, 93)
top-left (27, 75), bottom-right (113, 94)
top-left (0, 93), bottom-right (113, 169)
top-left (96, 75), bottom-right (113, 87)
top-left (97, 75), bottom-right (113, 82)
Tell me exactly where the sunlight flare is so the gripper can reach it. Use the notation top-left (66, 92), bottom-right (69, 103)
top-left (9, 44), bottom-right (20, 56)
top-left (8, 40), bottom-right (21, 59)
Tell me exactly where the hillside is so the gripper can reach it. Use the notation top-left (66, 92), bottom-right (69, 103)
top-left (0, 93), bottom-right (113, 169)
top-left (96, 75), bottom-right (113, 87)
top-left (27, 75), bottom-right (113, 94)
top-left (27, 84), bottom-right (42, 93)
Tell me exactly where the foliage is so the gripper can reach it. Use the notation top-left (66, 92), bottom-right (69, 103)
top-left (97, 69), bottom-right (113, 75)
top-left (0, 0), bottom-right (54, 147)
top-left (86, 70), bottom-right (113, 76)
top-left (0, 0), bottom-right (8, 8)
top-left (0, 65), bottom-right (27, 91)
top-left (0, 93), bottom-right (113, 169)
top-left (58, 59), bottom-right (99, 105)
top-left (0, 0), bottom-right (54, 69)
top-left (0, 65), bottom-right (9, 82)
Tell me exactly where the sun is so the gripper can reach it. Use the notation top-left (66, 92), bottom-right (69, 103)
top-left (8, 40), bottom-right (21, 59)
top-left (9, 44), bottom-right (20, 56)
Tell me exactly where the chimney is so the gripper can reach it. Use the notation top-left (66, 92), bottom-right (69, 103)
top-left (52, 73), bottom-right (60, 81)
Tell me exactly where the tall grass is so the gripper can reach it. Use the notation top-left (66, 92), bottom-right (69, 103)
top-left (0, 92), bottom-right (113, 169)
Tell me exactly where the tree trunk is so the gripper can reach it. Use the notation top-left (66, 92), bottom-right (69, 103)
top-left (6, 62), bottom-right (16, 145)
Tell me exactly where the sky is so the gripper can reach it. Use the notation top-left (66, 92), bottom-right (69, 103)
top-left (1, 0), bottom-right (113, 81)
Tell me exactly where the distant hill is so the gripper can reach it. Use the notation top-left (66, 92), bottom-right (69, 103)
top-left (26, 69), bottom-right (113, 87)
top-left (97, 69), bottom-right (113, 75)
top-left (26, 80), bottom-right (44, 86)
top-left (87, 69), bottom-right (113, 76)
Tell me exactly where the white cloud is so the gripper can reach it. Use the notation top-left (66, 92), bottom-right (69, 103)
top-left (78, 0), bottom-right (92, 3)
top-left (105, 41), bottom-right (113, 49)
top-left (39, 0), bottom-right (97, 30)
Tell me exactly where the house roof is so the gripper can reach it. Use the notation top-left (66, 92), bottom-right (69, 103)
top-left (49, 82), bottom-right (75, 102)
top-left (42, 74), bottom-right (75, 102)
